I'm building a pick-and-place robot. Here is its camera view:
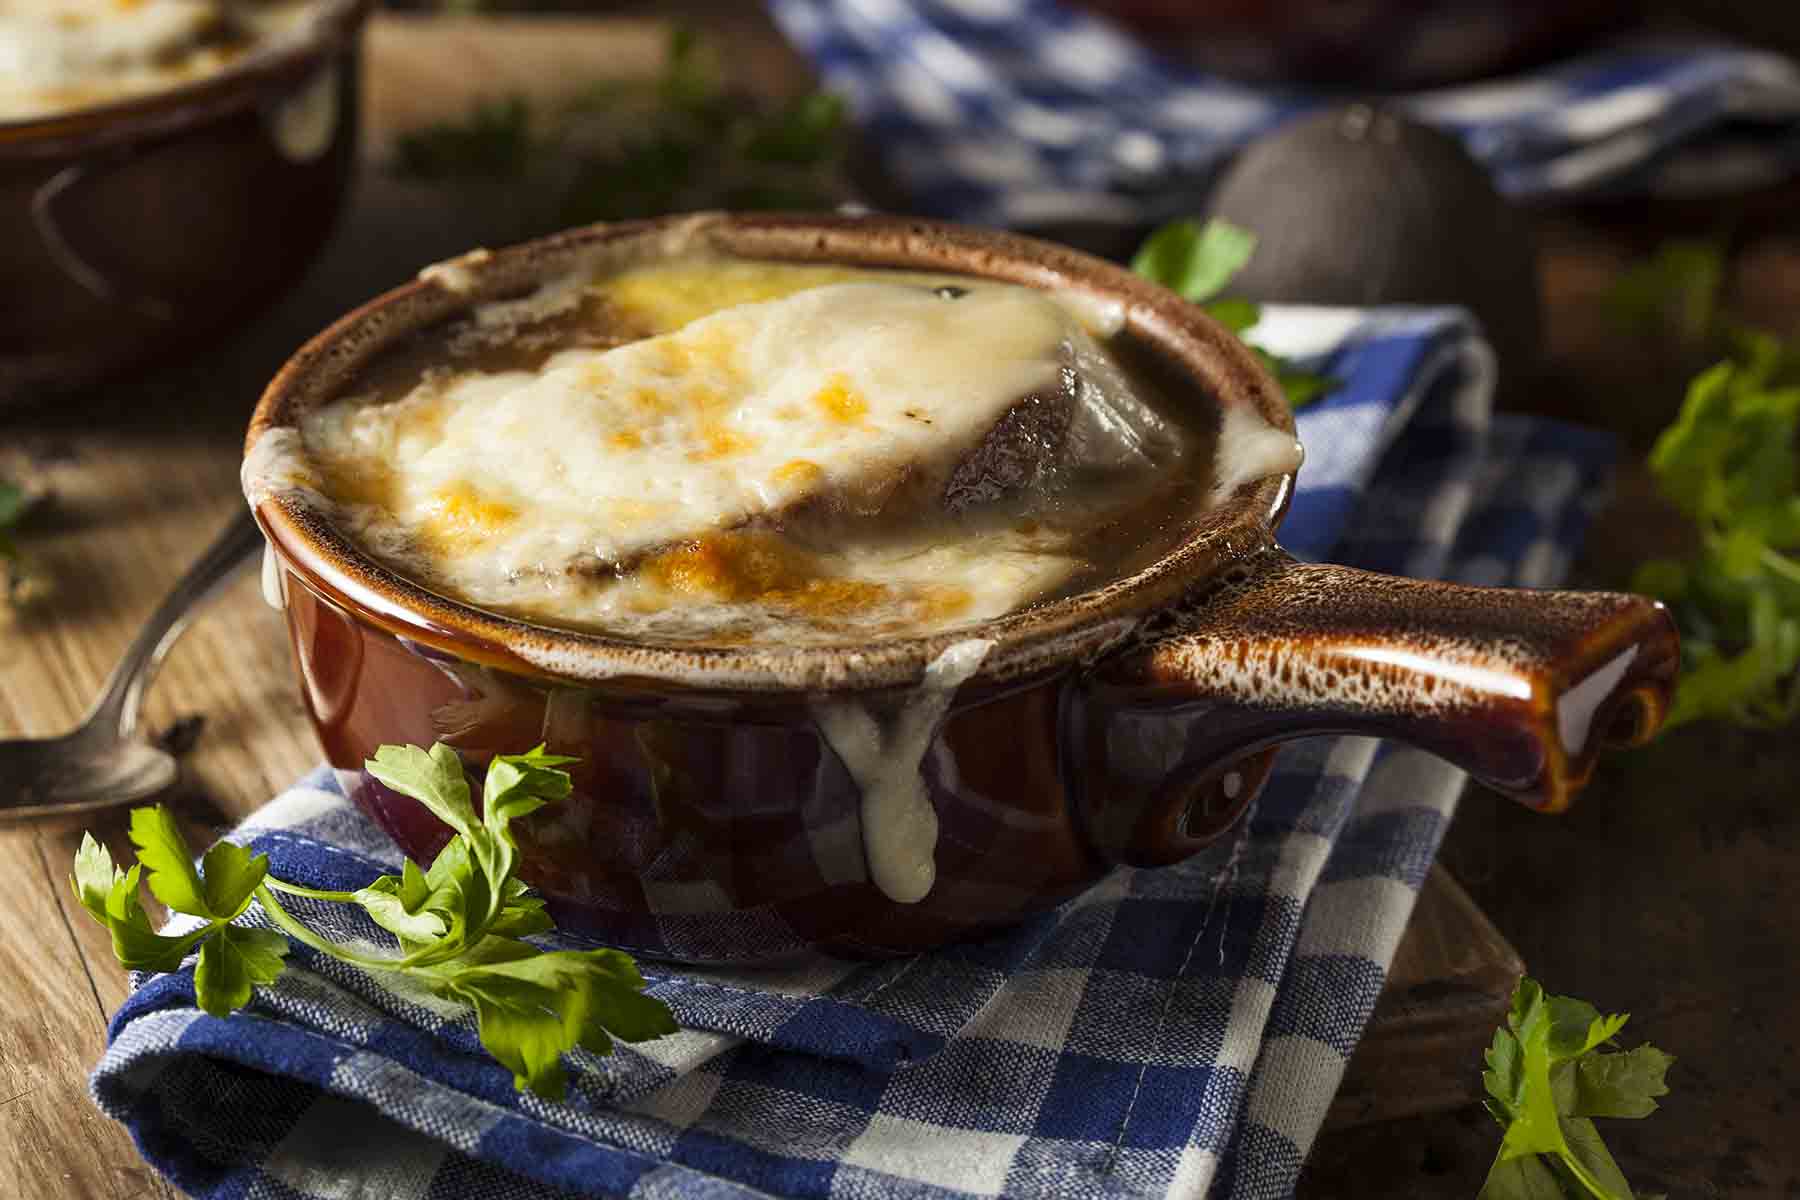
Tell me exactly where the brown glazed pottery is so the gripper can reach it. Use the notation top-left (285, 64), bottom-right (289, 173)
top-left (0, 0), bottom-right (371, 405)
top-left (245, 213), bottom-right (1679, 963)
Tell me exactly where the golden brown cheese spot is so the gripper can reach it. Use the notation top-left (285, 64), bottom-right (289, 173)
top-left (634, 531), bottom-right (975, 624)
top-left (812, 374), bottom-right (869, 423)
top-left (914, 586), bottom-right (974, 623)
top-left (604, 499), bottom-right (673, 529)
top-left (781, 578), bottom-right (892, 618)
top-left (421, 483), bottom-right (519, 550)
top-left (773, 459), bottom-right (824, 488)
top-left (683, 383), bottom-right (730, 416)
top-left (395, 398), bottom-right (447, 444)
top-left (639, 532), bottom-right (882, 615)
top-left (685, 324), bottom-right (745, 381)
top-left (642, 532), bottom-right (812, 602)
top-left (320, 463), bottom-right (397, 511)
top-left (599, 263), bottom-right (874, 334)
top-left (687, 424), bottom-right (758, 462)
top-left (629, 386), bottom-right (673, 414)
top-left (609, 429), bottom-right (645, 451)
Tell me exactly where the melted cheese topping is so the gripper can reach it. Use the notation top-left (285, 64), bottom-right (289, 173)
top-left (292, 258), bottom-right (1282, 646)
top-left (310, 280), bottom-right (1070, 555)
top-left (0, 0), bottom-right (315, 121)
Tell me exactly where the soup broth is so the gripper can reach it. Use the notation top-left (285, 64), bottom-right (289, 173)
top-left (289, 256), bottom-right (1291, 647)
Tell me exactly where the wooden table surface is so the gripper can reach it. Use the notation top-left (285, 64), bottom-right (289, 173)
top-left (3, 11), bottom-right (1797, 1200)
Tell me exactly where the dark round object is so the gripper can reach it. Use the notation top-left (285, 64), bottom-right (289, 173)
top-left (1206, 105), bottom-right (1542, 385)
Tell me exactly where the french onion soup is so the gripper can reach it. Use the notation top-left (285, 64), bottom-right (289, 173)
top-left (258, 254), bottom-right (1302, 648)
top-left (0, 0), bottom-right (319, 120)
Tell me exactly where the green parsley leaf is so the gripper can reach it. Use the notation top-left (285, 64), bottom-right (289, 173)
top-left (0, 476), bottom-right (51, 604)
top-left (485, 875), bottom-right (554, 941)
top-left (1133, 218), bottom-right (1338, 411)
top-left (432, 944), bottom-right (677, 1097)
top-left (1480, 977), bottom-right (1673, 1200)
top-left (355, 862), bottom-right (450, 945)
top-left (477, 746), bottom-right (576, 898)
top-left (744, 92), bottom-right (849, 166)
top-left (1131, 219), bottom-right (1257, 304)
top-left (70, 833), bottom-right (120, 924)
top-left (394, 95), bottom-right (532, 180)
top-left (69, 838), bottom-right (208, 973)
top-left (1557, 1116), bottom-right (1637, 1199)
top-left (129, 806), bottom-right (212, 918)
top-left (0, 480), bottom-right (27, 529)
top-left (1201, 297), bottom-right (1260, 336)
top-left (1563, 1046), bottom-right (1674, 1120)
top-left (193, 925), bottom-right (288, 1018)
top-left (1607, 238), bottom-right (1725, 346)
top-left (367, 743), bottom-right (479, 844)
top-left (200, 841), bottom-right (269, 921)
top-left (0, 479), bottom-right (25, 562)
top-left (1270, 362), bottom-right (1336, 409)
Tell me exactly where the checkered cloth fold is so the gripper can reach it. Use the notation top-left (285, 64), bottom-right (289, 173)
top-left (768, 0), bottom-right (1800, 226)
top-left (92, 306), bottom-right (1615, 1199)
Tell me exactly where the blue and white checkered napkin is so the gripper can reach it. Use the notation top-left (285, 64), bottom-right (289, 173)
top-left (768, 0), bottom-right (1800, 226)
top-left (92, 307), bottom-right (1615, 1200)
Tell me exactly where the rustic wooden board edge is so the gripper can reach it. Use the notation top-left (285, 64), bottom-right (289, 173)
top-left (1326, 865), bottom-right (1524, 1130)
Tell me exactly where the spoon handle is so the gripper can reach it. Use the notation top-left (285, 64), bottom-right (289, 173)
top-left (84, 510), bottom-right (265, 740)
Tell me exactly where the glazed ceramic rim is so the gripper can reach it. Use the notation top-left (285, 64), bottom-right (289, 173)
top-left (0, 0), bottom-right (372, 152)
top-left (247, 212), bottom-right (1295, 693)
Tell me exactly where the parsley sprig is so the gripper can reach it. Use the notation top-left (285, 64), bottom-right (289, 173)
top-left (1633, 337), bottom-right (1800, 729)
top-left (1480, 977), bottom-right (1673, 1200)
top-left (71, 743), bottom-right (676, 1099)
top-left (1605, 239), bottom-right (1800, 731)
top-left (1130, 218), bottom-right (1338, 409)
top-left (0, 476), bottom-right (48, 605)
top-left (393, 28), bottom-right (850, 224)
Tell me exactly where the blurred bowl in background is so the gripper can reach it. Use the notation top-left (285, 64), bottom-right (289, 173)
top-left (0, 0), bottom-right (372, 408)
top-left (1071, 0), bottom-right (1641, 90)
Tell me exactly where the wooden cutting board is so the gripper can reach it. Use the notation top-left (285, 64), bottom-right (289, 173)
top-left (0, 14), bottom-right (1520, 1196)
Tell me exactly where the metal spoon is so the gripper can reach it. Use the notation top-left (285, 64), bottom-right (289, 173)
top-left (0, 511), bottom-right (265, 822)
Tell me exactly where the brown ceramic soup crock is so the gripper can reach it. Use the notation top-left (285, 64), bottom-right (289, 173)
top-left (245, 213), bottom-right (1679, 963)
top-left (0, 0), bottom-right (371, 405)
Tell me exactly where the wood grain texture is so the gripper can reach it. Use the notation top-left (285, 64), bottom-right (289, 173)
top-left (0, 10), bottom-right (1522, 1194)
top-left (0, 828), bottom-right (172, 1200)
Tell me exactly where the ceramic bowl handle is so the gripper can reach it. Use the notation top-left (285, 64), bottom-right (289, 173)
top-left (1080, 545), bottom-right (1679, 858)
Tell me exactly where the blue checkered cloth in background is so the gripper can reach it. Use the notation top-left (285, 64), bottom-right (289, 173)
top-left (767, 0), bottom-right (1800, 227)
top-left (91, 307), bottom-right (1616, 1200)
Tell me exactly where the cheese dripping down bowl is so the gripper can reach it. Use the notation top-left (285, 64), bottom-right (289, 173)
top-left (0, 0), bottom-right (371, 405)
top-left (244, 213), bottom-right (1679, 963)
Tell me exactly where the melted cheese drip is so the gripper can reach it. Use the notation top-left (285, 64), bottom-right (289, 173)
top-left (266, 58), bottom-right (337, 162)
top-left (260, 542), bottom-right (284, 610)
top-left (812, 638), bottom-right (993, 903)
top-left (1213, 402), bottom-right (1304, 499)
